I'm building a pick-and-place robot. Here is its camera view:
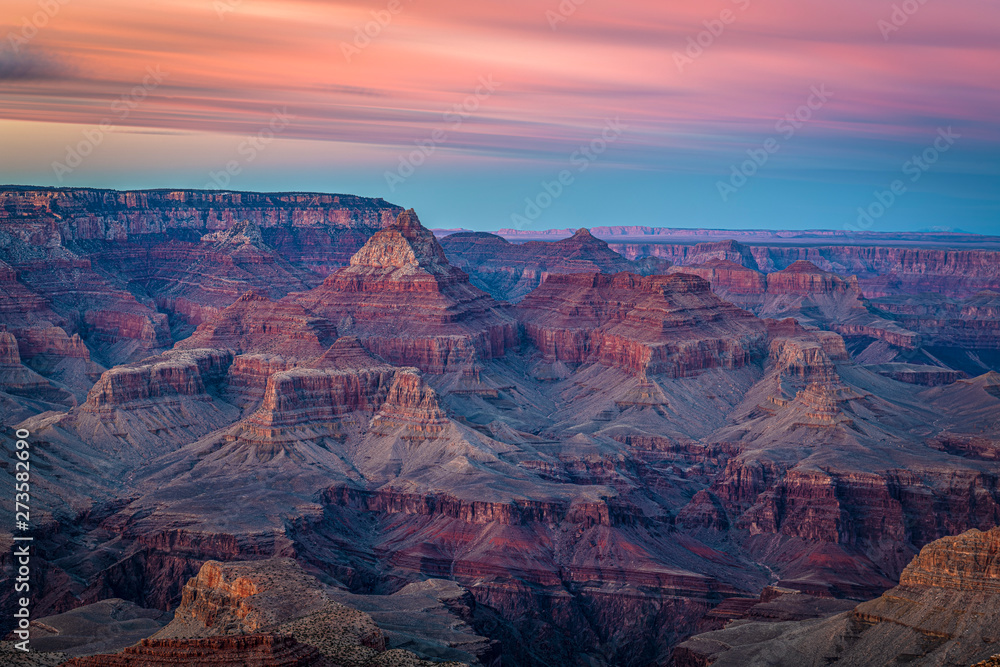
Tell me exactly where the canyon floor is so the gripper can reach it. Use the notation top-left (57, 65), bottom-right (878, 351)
top-left (1, 188), bottom-right (999, 666)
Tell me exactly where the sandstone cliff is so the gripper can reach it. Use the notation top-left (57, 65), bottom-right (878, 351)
top-left (672, 527), bottom-right (1000, 667)
top-left (289, 210), bottom-right (517, 373)
top-left (609, 239), bottom-right (1000, 298)
top-left (515, 271), bottom-right (767, 377)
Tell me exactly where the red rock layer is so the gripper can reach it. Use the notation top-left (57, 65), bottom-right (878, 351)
top-left (668, 261), bottom-right (922, 350)
top-left (289, 209), bottom-right (517, 373)
top-left (0, 331), bottom-right (60, 398)
top-left (229, 338), bottom-right (446, 451)
top-left (440, 228), bottom-right (670, 301)
top-left (609, 240), bottom-right (761, 270)
top-left (367, 370), bottom-right (448, 434)
top-left (6, 255), bottom-right (172, 365)
top-left (667, 259), bottom-right (766, 298)
top-left (751, 245), bottom-right (1000, 298)
top-left (245, 364), bottom-right (400, 433)
top-left (0, 258), bottom-right (51, 318)
top-left (82, 348), bottom-right (234, 412)
top-left (898, 527), bottom-right (1000, 592)
top-left (110, 220), bottom-right (324, 331)
top-left (765, 259), bottom-right (857, 295)
top-left (146, 559), bottom-right (397, 664)
top-left (0, 187), bottom-right (398, 254)
top-left (176, 291), bottom-right (338, 357)
top-left (15, 325), bottom-right (91, 362)
top-left (871, 291), bottom-right (1000, 349)
top-left (515, 271), bottom-right (767, 376)
top-left (58, 634), bottom-right (332, 667)
top-left (0, 330), bottom-right (20, 365)
top-left (608, 241), bottom-right (1000, 298)
top-left (223, 353), bottom-right (299, 409)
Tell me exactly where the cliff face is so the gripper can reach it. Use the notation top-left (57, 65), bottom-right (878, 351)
top-left (125, 221), bottom-right (322, 333)
top-left (614, 240), bottom-right (1000, 299)
top-left (143, 558), bottom-right (483, 666)
top-left (440, 228), bottom-right (670, 302)
top-left (34, 348), bottom-right (243, 463)
top-left (175, 291), bottom-right (339, 357)
top-left (8, 206), bottom-right (1000, 667)
top-left (0, 331), bottom-right (70, 404)
top-left (667, 259), bottom-right (767, 301)
top-left (515, 272), bottom-right (767, 377)
top-left (290, 210), bottom-right (517, 373)
top-left (82, 348), bottom-right (234, 411)
top-left (669, 260), bottom-right (921, 352)
top-left (0, 187), bottom-right (399, 247)
top-left (672, 528), bottom-right (1000, 667)
top-left (897, 526), bottom-right (1000, 592)
top-left (0, 187), bottom-right (399, 381)
top-left (870, 291), bottom-right (1000, 351)
top-left (700, 321), bottom-right (1000, 599)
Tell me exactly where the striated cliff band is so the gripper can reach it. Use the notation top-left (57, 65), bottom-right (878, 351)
top-left (2, 189), bottom-right (1000, 666)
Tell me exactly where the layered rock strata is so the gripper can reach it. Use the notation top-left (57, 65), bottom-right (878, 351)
top-left (289, 210), bottom-right (517, 373)
top-left (672, 527), bottom-right (1000, 667)
top-left (440, 228), bottom-right (670, 302)
top-left (515, 272), bottom-right (767, 377)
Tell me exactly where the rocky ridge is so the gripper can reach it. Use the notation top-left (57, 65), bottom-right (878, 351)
top-left (515, 271), bottom-right (767, 377)
top-left (440, 228), bottom-right (670, 302)
top-left (289, 210), bottom-right (517, 373)
top-left (672, 527), bottom-right (1000, 666)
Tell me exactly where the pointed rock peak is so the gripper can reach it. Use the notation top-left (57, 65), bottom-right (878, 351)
top-left (782, 260), bottom-right (829, 274)
top-left (394, 208), bottom-right (424, 236)
top-left (235, 290), bottom-right (271, 304)
top-left (349, 208), bottom-right (450, 271)
top-left (569, 228), bottom-right (598, 241)
top-left (970, 370), bottom-right (1000, 387)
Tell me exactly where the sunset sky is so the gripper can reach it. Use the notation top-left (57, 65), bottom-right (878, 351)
top-left (0, 0), bottom-right (997, 232)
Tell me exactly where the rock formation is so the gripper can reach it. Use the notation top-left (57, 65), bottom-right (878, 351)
top-left (672, 527), bottom-right (1000, 666)
top-left (601, 235), bottom-right (1000, 298)
top-left (440, 228), bottom-right (670, 302)
top-left (6, 198), bottom-right (1000, 667)
top-left (175, 291), bottom-right (338, 358)
top-left (515, 272), bottom-right (767, 377)
top-left (669, 260), bottom-right (920, 355)
top-left (147, 558), bottom-right (475, 666)
top-left (289, 210), bottom-right (517, 373)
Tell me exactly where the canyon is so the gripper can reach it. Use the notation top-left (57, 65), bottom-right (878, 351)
top-left (674, 526), bottom-right (1000, 666)
top-left (2, 187), bottom-right (1000, 666)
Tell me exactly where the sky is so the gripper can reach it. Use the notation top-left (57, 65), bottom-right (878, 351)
top-left (0, 0), bottom-right (998, 233)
